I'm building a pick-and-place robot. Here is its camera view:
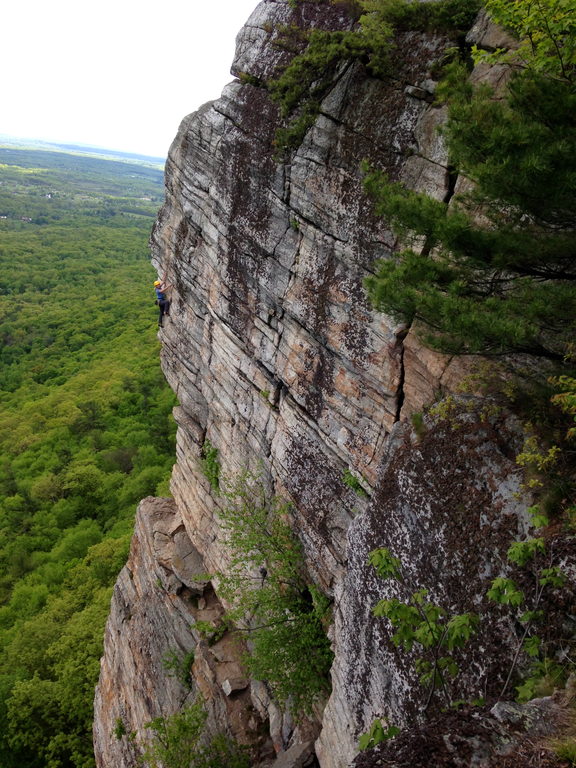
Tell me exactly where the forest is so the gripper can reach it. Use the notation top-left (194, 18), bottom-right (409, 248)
top-left (0, 147), bottom-right (175, 767)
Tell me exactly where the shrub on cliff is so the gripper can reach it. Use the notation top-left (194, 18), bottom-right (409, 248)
top-left (364, 0), bottom-right (576, 362)
top-left (206, 472), bottom-right (334, 716)
top-left (139, 702), bottom-right (250, 768)
top-left (269, 0), bottom-right (481, 151)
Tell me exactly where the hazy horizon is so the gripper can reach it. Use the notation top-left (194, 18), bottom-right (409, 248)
top-left (2, 0), bottom-right (258, 158)
top-left (0, 133), bottom-right (167, 162)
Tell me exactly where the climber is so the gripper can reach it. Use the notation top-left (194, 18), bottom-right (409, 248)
top-left (153, 277), bottom-right (172, 327)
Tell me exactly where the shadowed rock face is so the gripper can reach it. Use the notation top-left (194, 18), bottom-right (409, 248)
top-left (93, 4), bottom-right (568, 768)
top-left (317, 411), bottom-right (533, 766)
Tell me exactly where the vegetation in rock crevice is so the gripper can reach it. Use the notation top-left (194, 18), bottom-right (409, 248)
top-left (199, 438), bottom-right (221, 493)
top-left (269, 0), bottom-right (481, 152)
top-left (197, 471), bottom-right (334, 717)
top-left (137, 701), bottom-right (250, 768)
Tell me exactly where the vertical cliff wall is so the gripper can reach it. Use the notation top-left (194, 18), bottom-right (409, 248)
top-left (93, 4), bottom-right (567, 767)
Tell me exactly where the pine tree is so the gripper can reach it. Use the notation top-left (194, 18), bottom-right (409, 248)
top-left (364, 1), bottom-right (576, 360)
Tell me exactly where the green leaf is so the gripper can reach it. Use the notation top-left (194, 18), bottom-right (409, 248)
top-left (523, 635), bottom-right (542, 658)
top-left (368, 548), bottom-right (402, 580)
top-left (539, 567), bottom-right (566, 588)
top-left (358, 719), bottom-right (400, 750)
top-left (438, 656), bottom-right (459, 678)
top-left (527, 505), bottom-right (549, 529)
top-left (507, 539), bottom-right (545, 566)
top-left (487, 577), bottom-right (525, 606)
top-left (519, 609), bottom-right (544, 623)
top-left (444, 613), bottom-right (479, 650)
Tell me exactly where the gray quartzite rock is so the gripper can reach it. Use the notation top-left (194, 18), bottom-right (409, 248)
top-left (95, 4), bottom-right (566, 768)
top-left (316, 409), bottom-right (533, 768)
top-left (93, 498), bottom-right (268, 768)
top-left (151, 0), bottom-right (460, 600)
top-left (93, 497), bottom-right (205, 768)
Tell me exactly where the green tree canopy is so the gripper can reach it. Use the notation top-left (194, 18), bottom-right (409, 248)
top-left (364, 2), bottom-right (576, 360)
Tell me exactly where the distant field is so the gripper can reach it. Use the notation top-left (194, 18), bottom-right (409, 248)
top-left (0, 135), bottom-right (165, 168)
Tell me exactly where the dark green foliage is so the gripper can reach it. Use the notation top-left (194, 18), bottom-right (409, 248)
top-left (114, 718), bottom-right (127, 740)
top-left (214, 472), bottom-right (334, 715)
top-left (269, 0), bottom-right (480, 152)
top-left (140, 703), bottom-right (250, 768)
top-left (274, 101), bottom-right (324, 152)
top-left (192, 734), bottom-right (251, 768)
top-left (140, 704), bottom-right (207, 768)
top-left (0, 148), bottom-right (176, 767)
top-left (362, 1), bottom-right (576, 361)
top-left (342, 468), bottom-right (368, 497)
top-left (200, 439), bottom-right (220, 492)
top-left (162, 648), bottom-right (196, 690)
top-left (237, 71), bottom-right (264, 87)
top-left (358, 0), bottom-right (481, 36)
top-left (441, 69), bottom-right (576, 230)
top-left (364, 65), bottom-right (576, 361)
top-left (270, 29), bottom-right (377, 152)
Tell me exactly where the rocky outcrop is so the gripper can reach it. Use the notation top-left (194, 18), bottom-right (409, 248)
top-left (94, 497), bottom-right (203, 767)
top-left (353, 695), bottom-right (571, 768)
top-left (94, 3), bottom-right (574, 767)
top-left (151, 0), bottom-right (466, 601)
top-left (94, 498), bottom-right (269, 767)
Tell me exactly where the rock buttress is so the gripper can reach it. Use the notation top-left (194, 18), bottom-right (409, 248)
top-left (150, 0), bottom-right (466, 599)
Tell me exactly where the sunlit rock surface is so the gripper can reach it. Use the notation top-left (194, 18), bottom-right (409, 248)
top-left (93, 3), bottom-right (570, 767)
top-left (94, 497), bottom-right (269, 767)
top-left (93, 497), bottom-right (203, 767)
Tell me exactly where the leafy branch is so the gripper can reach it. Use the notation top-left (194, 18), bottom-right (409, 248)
top-left (205, 471), bottom-right (333, 716)
top-left (487, 507), bottom-right (569, 700)
top-left (369, 547), bottom-right (479, 710)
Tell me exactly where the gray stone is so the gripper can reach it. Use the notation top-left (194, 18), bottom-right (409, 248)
top-left (466, 8), bottom-right (518, 52)
top-left (270, 741), bottom-right (316, 768)
top-left (222, 677), bottom-right (250, 696)
top-left (94, 3), bottom-right (573, 768)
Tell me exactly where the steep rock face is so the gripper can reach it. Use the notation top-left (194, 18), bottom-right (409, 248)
top-left (95, 3), bottom-right (555, 768)
top-left (317, 409), bottom-right (531, 767)
top-left (94, 498), bottom-right (268, 767)
top-left (151, 0), bottom-right (464, 596)
top-left (94, 497), bottom-right (203, 767)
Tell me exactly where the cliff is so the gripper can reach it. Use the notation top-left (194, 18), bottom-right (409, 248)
top-left (94, 3), bottom-right (575, 767)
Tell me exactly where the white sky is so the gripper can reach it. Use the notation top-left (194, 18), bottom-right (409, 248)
top-left (2, 0), bottom-right (259, 158)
